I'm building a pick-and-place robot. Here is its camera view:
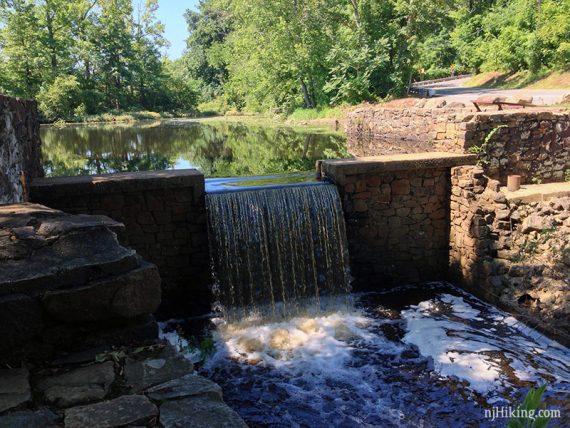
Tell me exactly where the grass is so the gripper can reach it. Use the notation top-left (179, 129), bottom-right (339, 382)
top-left (62, 110), bottom-right (193, 125)
top-left (464, 69), bottom-right (570, 90)
top-left (287, 105), bottom-right (350, 121)
top-left (189, 115), bottom-right (344, 135)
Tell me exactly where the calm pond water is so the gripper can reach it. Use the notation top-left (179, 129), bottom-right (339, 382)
top-left (40, 119), bottom-right (348, 178)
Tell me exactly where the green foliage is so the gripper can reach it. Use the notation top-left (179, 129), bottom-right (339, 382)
top-left (468, 125), bottom-right (507, 167)
top-left (512, 226), bottom-right (557, 263)
top-left (0, 0), bottom-right (198, 120)
top-left (95, 349), bottom-right (127, 364)
top-left (37, 75), bottom-right (81, 121)
top-left (288, 105), bottom-right (348, 121)
top-left (180, 0), bottom-right (570, 114)
top-left (3, 0), bottom-right (569, 117)
top-left (507, 384), bottom-right (552, 428)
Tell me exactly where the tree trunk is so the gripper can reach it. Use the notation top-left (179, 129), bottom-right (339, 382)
top-left (300, 78), bottom-right (314, 109)
top-left (45, 6), bottom-right (58, 78)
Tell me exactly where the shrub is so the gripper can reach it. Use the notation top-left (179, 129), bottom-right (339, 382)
top-left (37, 75), bottom-right (82, 121)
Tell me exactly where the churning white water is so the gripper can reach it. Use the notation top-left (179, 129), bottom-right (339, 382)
top-left (161, 283), bottom-right (570, 427)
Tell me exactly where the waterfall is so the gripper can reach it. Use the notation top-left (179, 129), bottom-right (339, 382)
top-left (206, 184), bottom-right (351, 322)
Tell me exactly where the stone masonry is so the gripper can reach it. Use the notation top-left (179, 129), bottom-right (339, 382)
top-left (347, 106), bottom-right (570, 185)
top-left (30, 170), bottom-right (211, 316)
top-left (0, 95), bottom-right (43, 204)
top-left (319, 152), bottom-right (475, 289)
top-left (449, 166), bottom-right (570, 345)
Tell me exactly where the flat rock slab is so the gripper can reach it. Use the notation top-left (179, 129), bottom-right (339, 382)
top-left (0, 368), bottom-right (31, 413)
top-left (146, 373), bottom-right (223, 402)
top-left (64, 395), bottom-right (158, 428)
top-left (0, 227), bottom-right (138, 295)
top-left (125, 348), bottom-right (194, 392)
top-left (160, 396), bottom-right (248, 428)
top-left (0, 409), bottom-right (59, 428)
top-left (37, 361), bottom-right (115, 407)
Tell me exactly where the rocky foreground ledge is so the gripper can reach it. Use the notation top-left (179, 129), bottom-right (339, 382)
top-left (0, 203), bottom-right (247, 427)
top-left (0, 203), bottom-right (163, 363)
top-left (0, 343), bottom-right (247, 428)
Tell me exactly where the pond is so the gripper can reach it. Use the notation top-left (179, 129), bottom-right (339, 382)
top-left (40, 119), bottom-right (348, 178)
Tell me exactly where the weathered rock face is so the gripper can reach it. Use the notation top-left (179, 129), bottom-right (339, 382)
top-left (449, 166), bottom-right (570, 345)
top-left (0, 203), bottom-right (162, 363)
top-left (0, 95), bottom-right (43, 204)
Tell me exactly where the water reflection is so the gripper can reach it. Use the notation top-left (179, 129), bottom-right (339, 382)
top-left (40, 120), bottom-right (348, 178)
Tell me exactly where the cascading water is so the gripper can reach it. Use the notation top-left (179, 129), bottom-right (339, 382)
top-left (206, 183), bottom-right (351, 322)
top-left (160, 180), bottom-right (570, 427)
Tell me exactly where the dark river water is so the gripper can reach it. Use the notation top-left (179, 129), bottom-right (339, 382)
top-left (40, 119), bottom-right (348, 178)
top-left (161, 283), bottom-right (569, 428)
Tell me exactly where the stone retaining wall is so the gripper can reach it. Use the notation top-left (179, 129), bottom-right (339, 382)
top-left (30, 170), bottom-right (210, 316)
top-left (319, 153), bottom-right (475, 289)
top-left (348, 107), bottom-right (570, 185)
top-left (449, 166), bottom-right (570, 345)
top-left (0, 95), bottom-right (43, 204)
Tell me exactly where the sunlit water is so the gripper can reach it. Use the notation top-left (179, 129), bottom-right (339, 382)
top-left (40, 119), bottom-right (347, 177)
top-left (161, 283), bottom-right (570, 428)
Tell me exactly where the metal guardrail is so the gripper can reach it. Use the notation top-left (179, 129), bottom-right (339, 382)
top-left (412, 74), bottom-right (473, 87)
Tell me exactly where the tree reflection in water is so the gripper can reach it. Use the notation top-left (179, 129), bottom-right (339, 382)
top-left (41, 120), bottom-right (348, 177)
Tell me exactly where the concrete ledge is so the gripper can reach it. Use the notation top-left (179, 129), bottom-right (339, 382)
top-left (320, 152), bottom-right (476, 178)
top-left (31, 170), bottom-right (204, 196)
top-left (503, 181), bottom-right (570, 204)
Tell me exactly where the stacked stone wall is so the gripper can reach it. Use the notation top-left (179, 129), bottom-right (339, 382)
top-left (30, 170), bottom-right (210, 316)
top-left (0, 95), bottom-right (43, 203)
top-left (449, 166), bottom-right (570, 345)
top-left (348, 107), bottom-right (570, 185)
top-left (320, 154), bottom-right (474, 289)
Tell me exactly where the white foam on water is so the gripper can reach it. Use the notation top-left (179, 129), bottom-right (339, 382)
top-left (208, 311), bottom-right (376, 370)
top-left (168, 289), bottom-right (570, 426)
top-left (159, 327), bottom-right (203, 363)
top-left (401, 294), bottom-right (570, 396)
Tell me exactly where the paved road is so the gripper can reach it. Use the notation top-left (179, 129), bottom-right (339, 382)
top-left (422, 78), bottom-right (568, 106)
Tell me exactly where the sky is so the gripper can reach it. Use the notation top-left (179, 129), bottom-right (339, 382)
top-left (146, 0), bottom-right (200, 59)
